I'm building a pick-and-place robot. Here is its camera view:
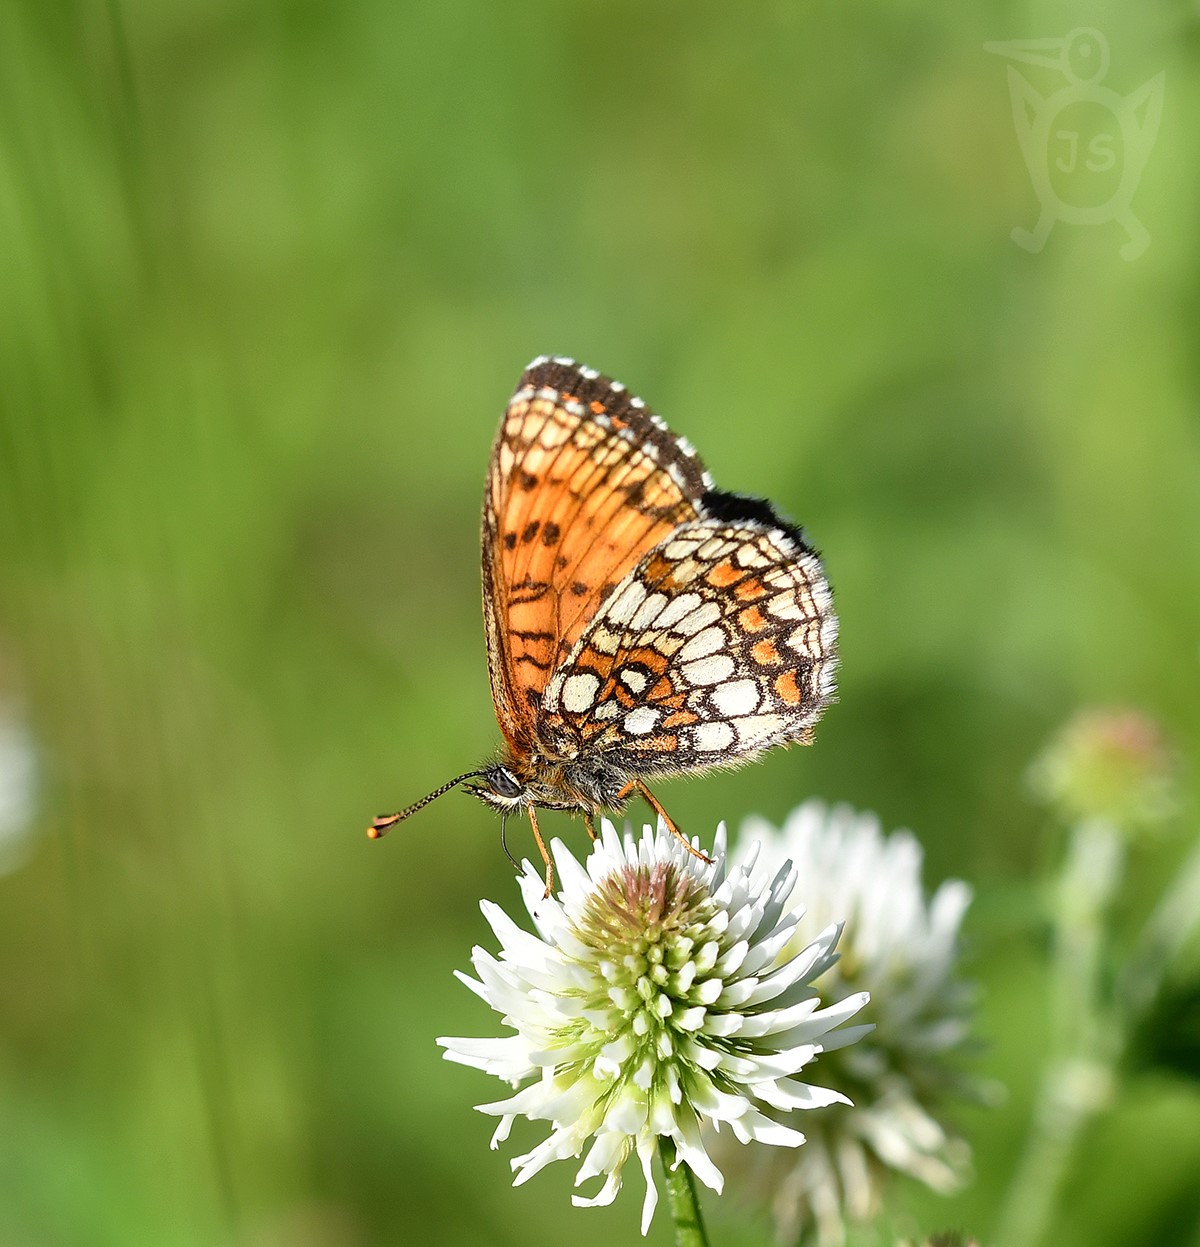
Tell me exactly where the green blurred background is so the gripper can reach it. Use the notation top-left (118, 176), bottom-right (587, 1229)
top-left (2, 1), bottom-right (1198, 1244)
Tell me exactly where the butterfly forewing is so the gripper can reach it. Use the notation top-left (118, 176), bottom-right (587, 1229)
top-left (482, 357), bottom-right (709, 748)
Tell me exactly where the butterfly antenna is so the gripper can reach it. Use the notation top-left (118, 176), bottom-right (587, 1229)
top-left (367, 771), bottom-right (487, 839)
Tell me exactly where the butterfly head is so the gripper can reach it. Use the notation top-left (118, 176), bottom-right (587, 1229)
top-left (465, 764), bottom-right (528, 811)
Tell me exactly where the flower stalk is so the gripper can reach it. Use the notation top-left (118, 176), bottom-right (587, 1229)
top-left (999, 711), bottom-right (1185, 1247)
top-left (659, 1139), bottom-right (711, 1247)
top-left (996, 819), bottom-right (1123, 1247)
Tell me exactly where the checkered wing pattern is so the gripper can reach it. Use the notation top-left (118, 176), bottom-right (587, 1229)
top-left (539, 512), bottom-right (837, 770)
top-left (482, 357), bottom-right (710, 750)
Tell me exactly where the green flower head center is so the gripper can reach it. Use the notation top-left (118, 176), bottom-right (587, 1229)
top-left (563, 862), bottom-right (727, 1085)
top-left (588, 862), bottom-right (710, 939)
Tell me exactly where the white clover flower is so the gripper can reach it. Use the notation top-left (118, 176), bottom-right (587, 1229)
top-left (439, 819), bottom-right (871, 1234)
top-left (725, 802), bottom-right (976, 1246)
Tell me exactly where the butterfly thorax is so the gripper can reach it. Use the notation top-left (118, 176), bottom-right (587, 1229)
top-left (468, 748), bottom-right (635, 817)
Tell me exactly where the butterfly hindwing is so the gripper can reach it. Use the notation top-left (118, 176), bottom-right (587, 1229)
top-left (482, 357), bottom-right (709, 749)
top-left (539, 508), bottom-right (837, 770)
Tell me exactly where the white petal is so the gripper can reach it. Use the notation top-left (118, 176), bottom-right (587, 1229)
top-left (574, 1130), bottom-right (624, 1184)
top-left (637, 1135), bottom-right (660, 1234)
top-left (671, 1108), bottom-right (725, 1193)
top-left (572, 1170), bottom-right (622, 1209)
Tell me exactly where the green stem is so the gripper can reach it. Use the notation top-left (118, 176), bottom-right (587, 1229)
top-left (995, 820), bottom-right (1122, 1247)
top-left (994, 1054), bottom-right (1112, 1247)
top-left (998, 822), bottom-right (1200, 1247)
top-left (1119, 835), bottom-right (1200, 1022)
top-left (659, 1138), bottom-right (711, 1247)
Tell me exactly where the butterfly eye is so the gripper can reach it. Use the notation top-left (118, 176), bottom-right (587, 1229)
top-left (488, 767), bottom-right (523, 799)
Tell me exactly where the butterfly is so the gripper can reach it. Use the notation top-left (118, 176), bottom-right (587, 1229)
top-left (368, 356), bottom-right (838, 893)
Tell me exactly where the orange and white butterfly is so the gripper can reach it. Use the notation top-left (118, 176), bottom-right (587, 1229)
top-left (369, 357), bottom-right (838, 892)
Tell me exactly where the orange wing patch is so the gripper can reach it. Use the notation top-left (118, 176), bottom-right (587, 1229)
top-left (481, 358), bottom-right (711, 750)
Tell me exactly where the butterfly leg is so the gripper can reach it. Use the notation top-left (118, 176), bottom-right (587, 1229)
top-left (621, 780), bottom-right (714, 865)
top-left (526, 804), bottom-right (555, 898)
top-left (584, 813), bottom-right (597, 841)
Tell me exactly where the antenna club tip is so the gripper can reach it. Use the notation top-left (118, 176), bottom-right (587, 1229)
top-left (366, 825), bottom-right (383, 839)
